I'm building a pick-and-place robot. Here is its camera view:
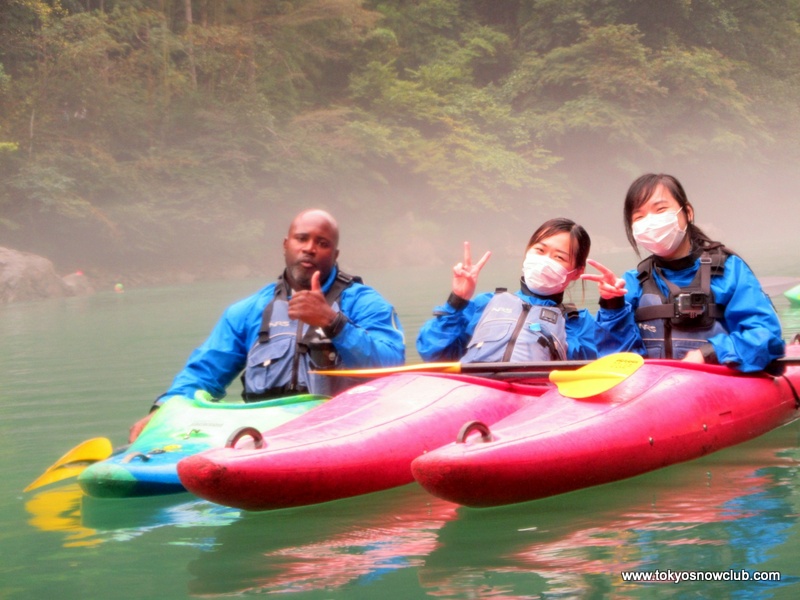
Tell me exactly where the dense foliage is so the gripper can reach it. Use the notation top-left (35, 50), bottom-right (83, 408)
top-left (1, 0), bottom-right (799, 274)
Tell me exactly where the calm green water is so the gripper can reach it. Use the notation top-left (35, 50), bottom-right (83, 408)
top-left (2, 261), bottom-right (800, 599)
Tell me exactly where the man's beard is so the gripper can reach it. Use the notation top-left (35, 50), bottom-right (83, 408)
top-left (287, 263), bottom-right (314, 289)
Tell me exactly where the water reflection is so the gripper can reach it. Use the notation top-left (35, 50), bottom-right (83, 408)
top-left (19, 406), bottom-right (800, 598)
top-left (418, 426), bottom-right (800, 598)
top-left (162, 423), bottom-right (800, 597)
top-left (186, 485), bottom-right (459, 595)
top-left (24, 484), bottom-right (101, 549)
top-left (24, 485), bottom-right (241, 548)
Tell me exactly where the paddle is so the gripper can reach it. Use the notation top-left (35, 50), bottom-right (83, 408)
top-left (314, 358), bottom-right (595, 378)
top-left (24, 437), bottom-right (113, 492)
top-left (317, 352), bottom-right (646, 398)
top-left (318, 352), bottom-right (799, 380)
top-left (548, 352), bottom-right (644, 398)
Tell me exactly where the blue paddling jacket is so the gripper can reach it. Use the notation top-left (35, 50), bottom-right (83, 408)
top-left (155, 267), bottom-right (405, 406)
top-left (416, 285), bottom-right (599, 362)
top-left (595, 251), bottom-right (784, 372)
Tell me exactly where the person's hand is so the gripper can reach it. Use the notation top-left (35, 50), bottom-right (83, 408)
top-left (580, 259), bottom-right (628, 300)
top-left (288, 270), bottom-right (336, 328)
top-left (682, 349), bottom-right (706, 364)
top-left (129, 412), bottom-right (154, 443)
top-left (452, 241), bottom-right (491, 301)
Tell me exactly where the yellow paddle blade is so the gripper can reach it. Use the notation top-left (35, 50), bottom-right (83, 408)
top-left (24, 437), bottom-right (113, 492)
top-left (24, 465), bottom-right (89, 492)
top-left (314, 361), bottom-right (463, 378)
top-left (549, 352), bottom-right (644, 399)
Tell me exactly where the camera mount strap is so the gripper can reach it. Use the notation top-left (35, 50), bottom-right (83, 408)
top-left (635, 250), bottom-right (725, 323)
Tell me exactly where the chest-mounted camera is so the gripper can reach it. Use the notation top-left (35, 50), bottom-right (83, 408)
top-left (673, 292), bottom-right (708, 319)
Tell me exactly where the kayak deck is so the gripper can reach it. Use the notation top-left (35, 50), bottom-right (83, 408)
top-left (78, 393), bottom-right (327, 498)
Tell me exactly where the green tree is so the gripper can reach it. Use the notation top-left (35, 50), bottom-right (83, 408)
top-left (1, 0), bottom-right (799, 273)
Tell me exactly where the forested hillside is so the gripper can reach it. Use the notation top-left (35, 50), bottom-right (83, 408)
top-left (2, 0), bottom-right (798, 277)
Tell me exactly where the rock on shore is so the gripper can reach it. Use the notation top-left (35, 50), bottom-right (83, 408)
top-left (0, 246), bottom-right (94, 304)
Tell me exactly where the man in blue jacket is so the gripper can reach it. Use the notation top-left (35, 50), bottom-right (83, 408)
top-left (129, 209), bottom-right (405, 441)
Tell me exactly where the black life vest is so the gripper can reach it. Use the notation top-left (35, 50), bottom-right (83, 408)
top-left (634, 244), bottom-right (730, 359)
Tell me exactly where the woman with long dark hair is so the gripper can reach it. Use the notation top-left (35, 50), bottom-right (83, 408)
top-left (582, 173), bottom-right (784, 372)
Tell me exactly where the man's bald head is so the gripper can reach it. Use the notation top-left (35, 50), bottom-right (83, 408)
top-left (288, 209), bottom-right (339, 246)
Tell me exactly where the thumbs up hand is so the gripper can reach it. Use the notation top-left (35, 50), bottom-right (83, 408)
top-left (288, 270), bottom-right (337, 328)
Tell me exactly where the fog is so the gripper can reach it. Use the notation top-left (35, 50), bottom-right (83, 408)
top-left (320, 156), bottom-right (799, 286)
top-left (8, 95), bottom-right (800, 287)
top-left (18, 144), bottom-right (793, 288)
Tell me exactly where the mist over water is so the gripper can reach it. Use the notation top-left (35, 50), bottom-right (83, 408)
top-left (7, 151), bottom-right (794, 293)
top-left (326, 158), bottom-right (799, 283)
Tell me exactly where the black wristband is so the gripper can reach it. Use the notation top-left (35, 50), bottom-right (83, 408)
top-left (599, 296), bottom-right (625, 310)
top-left (323, 311), bottom-right (348, 339)
top-left (447, 292), bottom-right (469, 311)
top-left (699, 343), bottom-right (718, 364)
top-left (151, 393), bottom-right (168, 412)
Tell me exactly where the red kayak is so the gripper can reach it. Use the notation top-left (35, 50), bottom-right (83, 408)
top-left (177, 372), bottom-right (549, 510)
top-left (411, 343), bottom-right (800, 508)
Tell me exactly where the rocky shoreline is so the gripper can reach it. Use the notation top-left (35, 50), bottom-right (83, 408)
top-left (0, 246), bottom-right (260, 305)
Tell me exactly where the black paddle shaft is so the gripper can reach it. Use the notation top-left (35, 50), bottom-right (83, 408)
top-left (460, 360), bottom-right (591, 374)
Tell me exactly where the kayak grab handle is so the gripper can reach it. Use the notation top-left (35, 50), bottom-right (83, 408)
top-left (226, 427), bottom-right (266, 449)
top-left (122, 452), bottom-right (152, 463)
top-left (457, 420), bottom-right (493, 443)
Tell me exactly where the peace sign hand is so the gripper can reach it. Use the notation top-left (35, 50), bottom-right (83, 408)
top-left (451, 241), bottom-right (491, 302)
top-left (580, 259), bottom-right (628, 300)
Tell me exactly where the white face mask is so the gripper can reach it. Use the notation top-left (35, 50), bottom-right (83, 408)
top-left (632, 207), bottom-right (687, 256)
top-left (522, 250), bottom-right (573, 296)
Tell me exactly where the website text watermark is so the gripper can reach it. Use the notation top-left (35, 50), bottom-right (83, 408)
top-left (621, 569), bottom-right (781, 584)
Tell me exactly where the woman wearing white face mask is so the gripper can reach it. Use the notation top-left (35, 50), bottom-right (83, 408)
top-left (582, 173), bottom-right (784, 372)
top-left (416, 218), bottom-right (599, 363)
